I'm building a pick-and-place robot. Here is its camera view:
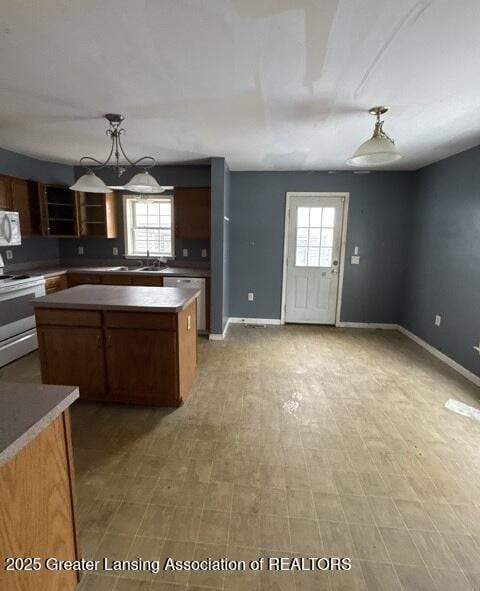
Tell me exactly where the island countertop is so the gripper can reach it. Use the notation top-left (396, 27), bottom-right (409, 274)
top-left (32, 284), bottom-right (200, 313)
top-left (0, 383), bottom-right (79, 466)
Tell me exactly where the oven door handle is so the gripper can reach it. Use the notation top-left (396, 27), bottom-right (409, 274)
top-left (2, 215), bottom-right (12, 243)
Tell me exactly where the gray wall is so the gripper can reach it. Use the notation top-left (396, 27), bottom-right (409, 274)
top-left (402, 145), bottom-right (480, 376)
top-left (210, 158), bottom-right (229, 334)
top-left (0, 147), bottom-right (75, 263)
top-left (64, 165), bottom-right (212, 262)
top-left (229, 171), bottom-right (415, 322)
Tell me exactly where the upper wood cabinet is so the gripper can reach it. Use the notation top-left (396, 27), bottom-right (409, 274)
top-left (11, 178), bottom-right (43, 235)
top-left (0, 175), bottom-right (12, 210)
top-left (174, 187), bottom-right (211, 240)
top-left (38, 183), bottom-right (80, 237)
top-left (77, 191), bottom-right (118, 239)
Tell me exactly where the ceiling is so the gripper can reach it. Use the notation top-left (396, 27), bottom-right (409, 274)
top-left (1, 0), bottom-right (480, 171)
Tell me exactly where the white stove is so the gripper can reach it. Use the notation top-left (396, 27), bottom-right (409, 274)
top-left (0, 274), bottom-right (46, 367)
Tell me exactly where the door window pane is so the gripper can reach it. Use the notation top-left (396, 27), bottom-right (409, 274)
top-left (295, 205), bottom-right (336, 267)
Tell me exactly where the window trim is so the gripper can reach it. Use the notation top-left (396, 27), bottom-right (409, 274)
top-left (122, 194), bottom-right (175, 259)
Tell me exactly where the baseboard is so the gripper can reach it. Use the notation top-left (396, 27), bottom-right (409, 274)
top-left (229, 317), bottom-right (282, 325)
top-left (398, 326), bottom-right (480, 388)
top-left (336, 322), bottom-right (400, 329)
top-left (208, 318), bottom-right (230, 341)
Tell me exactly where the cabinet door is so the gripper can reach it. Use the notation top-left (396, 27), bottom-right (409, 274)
top-left (105, 328), bottom-right (177, 405)
top-left (11, 178), bottom-right (41, 235)
top-left (38, 326), bottom-right (106, 400)
top-left (101, 274), bottom-right (131, 285)
top-left (67, 273), bottom-right (102, 287)
top-left (0, 175), bottom-right (12, 210)
top-left (174, 187), bottom-right (211, 239)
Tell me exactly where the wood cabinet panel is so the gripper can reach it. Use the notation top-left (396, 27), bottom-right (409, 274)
top-left (45, 274), bottom-right (68, 294)
top-left (131, 275), bottom-right (163, 286)
top-left (11, 178), bottom-right (42, 235)
top-left (67, 273), bottom-right (102, 287)
top-left (36, 309), bottom-right (101, 327)
top-left (0, 413), bottom-right (78, 591)
top-left (104, 311), bottom-right (176, 330)
top-left (177, 300), bottom-right (197, 401)
top-left (105, 328), bottom-right (177, 405)
top-left (174, 187), bottom-right (211, 239)
top-left (38, 326), bottom-right (106, 400)
top-left (101, 274), bottom-right (131, 285)
top-left (0, 175), bottom-right (12, 210)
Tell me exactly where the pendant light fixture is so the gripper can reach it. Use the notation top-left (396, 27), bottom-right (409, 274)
top-left (346, 106), bottom-right (401, 167)
top-left (70, 114), bottom-right (165, 194)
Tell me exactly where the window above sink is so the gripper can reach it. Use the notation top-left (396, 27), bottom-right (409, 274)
top-left (123, 195), bottom-right (174, 258)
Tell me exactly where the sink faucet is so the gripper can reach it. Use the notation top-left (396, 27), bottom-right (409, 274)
top-left (146, 249), bottom-right (151, 266)
top-left (0, 253), bottom-right (4, 275)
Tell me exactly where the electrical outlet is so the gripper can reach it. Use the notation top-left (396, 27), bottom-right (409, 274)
top-left (182, 248), bottom-right (189, 257)
top-left (248, 292), bottom-right (254, 301)
top-left (5, 250), bottom-right (13, 260)
top-left (351, 255), bottom-right (360, 265)
top-left (201, 249), bottom-right (207, 258)
top-left (113, 247), bottom-right (118, 256)
top-left (435, 315), bottom-right (441, 326)
top-left (78, 246), bottom-right (84, 255)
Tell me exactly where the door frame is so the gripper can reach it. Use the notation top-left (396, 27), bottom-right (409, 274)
top-left (280, 192), bottom-right (349, 326)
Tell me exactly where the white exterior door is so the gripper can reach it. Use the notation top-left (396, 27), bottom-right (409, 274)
top-left (285, 195), bottom-right (345, 324)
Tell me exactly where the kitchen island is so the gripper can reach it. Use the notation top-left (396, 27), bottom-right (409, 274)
top-left (0, 383), bottom-right (79, 591)
top-left (33, 284), bottom-right (199, 407)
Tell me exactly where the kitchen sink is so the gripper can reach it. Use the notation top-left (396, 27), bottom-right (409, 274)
top-left (135, 266), bottom-right (165, 272)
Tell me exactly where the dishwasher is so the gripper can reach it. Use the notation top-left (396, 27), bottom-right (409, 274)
top-left (163, 276), bottom-right (206, 332)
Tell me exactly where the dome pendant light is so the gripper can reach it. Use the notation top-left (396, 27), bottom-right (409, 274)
top-left (69, 114), bottom-right (165, 194)
top-left (346, 106), bottom-right (401, 167)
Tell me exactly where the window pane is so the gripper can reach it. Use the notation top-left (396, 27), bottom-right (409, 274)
top-left (307, 247), bottom-right (320, 267)
top-left (296, 247), bottom-right (307, 266)
top-left (322, 208), bottom-right (335, 227)
top-left (320, 248), bottom-right (332, 266)
top-left (296, 227), bottom-right (308, 247)
top-left (297, 207), bottom-right (309, 227)
top-left (321, 228), bottom-right (333, 247)
top-left (309, 228), bottom-right (321, 247)
top-left (310, 207), bottom-right (322, 226)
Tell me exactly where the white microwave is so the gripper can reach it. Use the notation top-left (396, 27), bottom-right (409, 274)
top-left (0, 211), bottom-right (21, 246)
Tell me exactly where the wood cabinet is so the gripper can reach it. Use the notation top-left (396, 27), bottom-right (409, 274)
top-left (45, 274), bottom-right (68, 294)
top-left (36, 301), bottom-right (197, 406)
top-left (0, 175), bottom-right (12, 210)
top-left (38, 183), bottom-right (80, 237)
top-left (0, 412), bottom-right (78, 591)
top-left (67, 273), bottom-right (102, 287)
top-left (11, 178), bottom-right (42, 235)
top-left (101, 274), bottom-right (131, 285)
top-left (105, 328), bottom-right (177, 405)
top-left (131, 275), bottom-right (163, 286)
top-left (37, 324), bottom-right (106, 400)
top-left (77, 191), bottom-right (118, 238)
top-left (174, 187), bottom-right (211, 239)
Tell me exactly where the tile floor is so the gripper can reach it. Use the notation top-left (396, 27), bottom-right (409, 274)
top-left (2, 324), bottom-right (480, 591)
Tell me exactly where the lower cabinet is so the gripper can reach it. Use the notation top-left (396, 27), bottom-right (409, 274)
top-left (105, 328), bottom-right (177, 405)
top-left (0, 412), bottom-right (78, 591)
top-left (37, 326), bottom-right (106, 400)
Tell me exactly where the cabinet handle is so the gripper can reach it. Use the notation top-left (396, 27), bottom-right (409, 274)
top-left (187, 315), bottom-right (191, 331)
top-left (96, 335), bottom-right (102, 348)
top-left (106, 334), bottom-right (112, 347)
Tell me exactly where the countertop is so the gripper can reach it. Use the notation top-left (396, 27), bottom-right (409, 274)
top-left (0, 383), bottom-right (79, 467)
top-left (32, 284), bottom-right (200, 312)
top-left (14, 265), bottom-right (210, 279)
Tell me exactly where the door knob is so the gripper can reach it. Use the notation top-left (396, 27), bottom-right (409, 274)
top-left (332, 260), bottom-right (339, 266)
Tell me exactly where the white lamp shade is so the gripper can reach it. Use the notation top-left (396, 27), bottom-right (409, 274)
top-left (69, 171), bottom-right (110, 193)
top-left (346, 136), bottom-right (401, 167)
top-left (124, 171), bottom-right (165, 194)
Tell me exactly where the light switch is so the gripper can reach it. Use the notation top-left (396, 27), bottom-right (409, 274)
top-left (435, 315), bottom-right (441, 326)
top-left (354, 246), bottom-right (359, 255)
top-left (78, 246), bottom-right (84, 255)
top-left (182, 248), bottom-right (189, 257)
top-left (113, 247), bottom-right (118, 256)
top-left (248, 292), bottom-right (254, 301)
top-left (201, 249), bottom-right (207, 258)
top-left (6, 250), bottom-right (13, 260)
top-left (351, 255), bottom-right (360, 265)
